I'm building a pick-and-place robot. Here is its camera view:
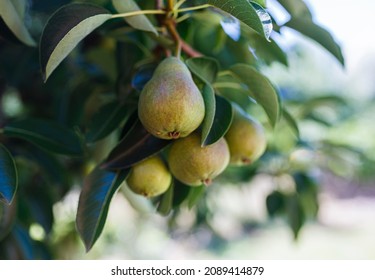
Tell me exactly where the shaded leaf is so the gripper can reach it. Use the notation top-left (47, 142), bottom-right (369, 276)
top-left (4, 118), bottom-right (84, 156)
top-left (40, 3), bottom-right (112, 81)
top-left (102, 120), bottom-right (171, 170)
top-left (203, 95), bottom-right (233, 146)
top-left (285, 18), bottom-right (344, 65)
top-left (187, 185), bottom-right (205, 209)
top-left (157, 183), bottom-right (174, 216)
top-left (0, 144), bottom-right (18, 204)
top-left (186, 57), bottom-right (219, 84)
top-left (131, 63), bottom-right (157, 92)
top-left (266, 190), bottom-right (285, 217)
top-left (282, 107), bottom-right (300, 138)
top-left (0, 0), bottom-right (36, 46)
top-left (200, 84), bottom-right (216, 146)
top-left (286, 194), bottom-right (305, 239)
top-left (230, 64), bottom-right (280, 127)
top-left (172, 180), bottom-right (191, 208)
top-left (0, 198), bottom-right (17, 241)
top-left (86, 101), bottom-right (135, 143)
top-left (76, 168), bottom-right (129, 252)
top-left (112, 0), bottom-right (157, 35)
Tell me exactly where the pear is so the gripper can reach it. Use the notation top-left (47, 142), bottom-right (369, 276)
top-left (127, 156), bottom-right (172, 197)
top-left (225, 108), bottom-right (267, 165)
top-left (138, 57), bottom-right (205, 139)
top-left (168, 133), bottom-right (230, 186)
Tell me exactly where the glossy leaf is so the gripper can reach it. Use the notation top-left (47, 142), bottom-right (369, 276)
top-left (186, 57), bottom-right (219, 84)
top-left (282, 108), bottom-right (300, 138)
top-left (76, 168), bottom-right (129, 252)
top-left (4, 118), bottom-right (84, 156)
top-left (203, 95), bottom-right (233, 146)
top-left (112, 0), bottom-right (157, 35)
top-left (102, 120), bottom-right (171, 170)
top-left (0, 198), bottom-right (17, 241)
top-left (199, 0), bottom-right (272, 39)
top-left (0, 0), bottom-right (36, 46)
top-left (200, 84), bottom-right (216, 146)
top-left (157, 183), bottom-right (174, 216)
top-left (86, 101), bottom-right (134, 143)
top-left (0, 144), bottom-right (18, 204)
top-left (230, 64), bottom-right (280, 127)
top-left (40, 3), bottom-right (112, 81)
top-left (285, 18), bottom-right (344, 65)
top-left (187, 185), bottom-right (205, 209)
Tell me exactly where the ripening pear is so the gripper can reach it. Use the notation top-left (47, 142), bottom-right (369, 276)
top-left (168, 133), bottom-right (230, 186)
top-left (138, 57), bottom-right (205, 139)
top-left (127, 156), bottom-right (172, 197)
top-left (225, 108), bottom-right (267, 165)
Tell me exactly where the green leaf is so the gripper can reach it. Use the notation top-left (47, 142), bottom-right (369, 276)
top-left (0, 0), bottom-right (36, 46)
top-left (282, 108), bottom-right (300, 138)
top-left (102, 120), bottom-right (171, 170)
top-left (186, 57), bottom-right (219, 84)
top-left (203, 95), bottom-right (233, 146)
top-left (277, 0), bottom-right (312, 19)
top-left (157, 183), bottom-right (174, 216)
top-left (0, 144), bottom-right (18, 204)
top-left (200, 84), bottom-right (216, 146)
top-left (40, 3), bottom-right (112, 81)
top-left (4, 118), bottom-right (84, 156)
top-left (172, 180), bottom-right (191, 208)
top-left (0, 198), bottom-right (17, 240)
top-left (76, 168), bottom-right (129, 252)
top-left (199, 0), bottom-right (272, 39)
top-left (187, 185), bottom-right (205, 209)
top-left (230, 64), bottom-right (280, 127)
top-left (266, 190), bottom-right (285, 217)
top-left (286, 194), bottom-right (305, 239)
top-left (112, 0), bottom-right (157, 35)
top-left (285, 18), bottom-right (344, 65)
top-left (86, 102), bottom-right (135, 143)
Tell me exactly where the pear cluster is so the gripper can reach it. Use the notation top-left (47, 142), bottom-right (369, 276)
top-left (126, 57), bottom-right (267, 198)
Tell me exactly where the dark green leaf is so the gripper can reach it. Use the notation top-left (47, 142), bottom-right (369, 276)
top-left (131, 63), bottom-right (157, 92)
top-left (172, 180), bottom-right (191, 208)
top-left (186, 57), bottom-right (219, 84)
top-left (199, 0), bottom-right (272, 39)
top-left (230, 64), bottom-right (280, 127)
top-left (157, 183), bottom-right (174, 216)
top-left (40, 3), bottom-right (112, 81)
top-left (0, 198), bottom-right (17, 240)
top-left (76, 168), bottom-right (129, 252)
top-left (0, 0), bottom-right (36, 46)
top-left (102, 120), bottom-right (172, 170)
top-left (187, 185), bottom-right (205, 209)
top-left (286, 194), bottom-right (305, 239)
top-left (86, 102), bottom-right (135, 143)
top-left (266, 190), bottom-right (285, 217)
top-left (203, 95), bottom-right (233, 146)
top-left (282, 107), bottom-right (300, 138)
top-left (200, 84), bottom-right (216, 146)
top-left (112, 0), bottom-right (157, 35)
top-left (285, 18), bottom-right (345, 65)
top-left (0, 144), bottom-right (18, 204)
top-left (4, 118), bottom-right (84, 156)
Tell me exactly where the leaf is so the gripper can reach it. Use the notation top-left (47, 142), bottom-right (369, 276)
top-left (0, 198), bottom-right (17, 241)
top-left (157, 183), bottom-right (174, 216)
top-left (112, 0), bottom-right (157, 35)
top-left (187, 185), bottom-right (205, 209)
top-left (86, 101), bottom-right (135, 143)
top-left (203, 95), bottom-right (233, 146)
top-left (199, 0), bottom-right (272, 39)
top-left (4, 118), bottom-right (84, 156)
top-left (282, 108), bottom-right (300, 138)
top-left (102, 120), bottom-right (171, 170)
top-left (172, 180), bottom-right (191, 208)
top-left (40, 3), bottom-right (112, 81)
top-left (277, 0), bottom-right (312, 19)
top-left (0, 144), bottom-right (18, 204)
top-left (200, 84), bottom-right (216, 146)
top-left (285, 18), bottom-right (344, 65)
top-left (0, 0), bottom-right (36, 46)
top-left (76, 168), bottom-right (129, 252)
top-left (230, 64), bottom-right (280, 127)
top-left (186, 57), bottom-right (219, 84)
top-left (286, 194), bottom-right (305, 239)
top-left (266, 190), bottom-right (285, 217)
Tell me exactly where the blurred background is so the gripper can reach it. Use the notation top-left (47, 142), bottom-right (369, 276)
top-left (1, 0), bottom-right (375, 259)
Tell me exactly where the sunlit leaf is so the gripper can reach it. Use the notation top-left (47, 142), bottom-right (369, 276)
top-left (0, 0), bottom-right (36, 46)
top-left (200, 84), bottom-right (216, 146)
top-left (282, 108), bottom-right (300, 138)
top-left (40, 3), bottom-right (112, 81)
top-left (112, 0), bottom-right (158, 35)
top-left (0, 144), bottom-right (18, 204)
top-left (76, 168), bottom-right (129, 252)
top-left (187, 185), bottom-right (205, 209)
top-left (277, 0), bottom-right (312, 19)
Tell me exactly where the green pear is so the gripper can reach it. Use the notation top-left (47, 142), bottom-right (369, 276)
top-left (127, 156), bottom-right (172, 197)
top-left (168, 133), bottom-right (230, 186)
top-left (225, 107), bottom-right (267, 165)
top-left (138, 57), bottom-right (205, 139)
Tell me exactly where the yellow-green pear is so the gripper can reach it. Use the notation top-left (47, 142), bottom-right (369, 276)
top-left (127, 156), bottom-right (172, 197)
top-left (225, 108), bottom-right (267, 165)
top-left (138, 57), bottom-right (205, 139)
top-left (168, 133), bottom-right (230, 186)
